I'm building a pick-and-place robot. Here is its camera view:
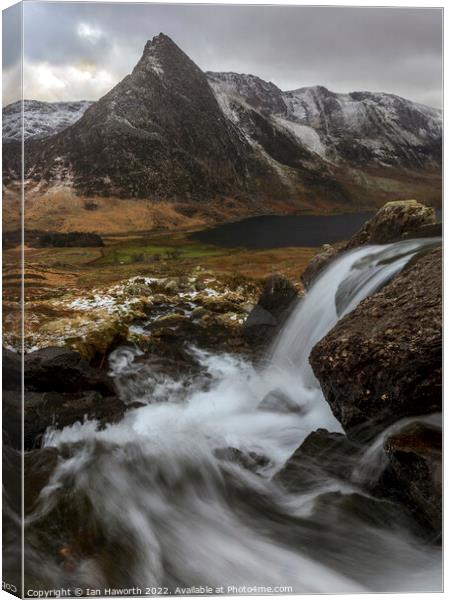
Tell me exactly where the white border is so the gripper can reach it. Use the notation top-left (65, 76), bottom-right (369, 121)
top-left (0, 2), bottom-right (445, 600)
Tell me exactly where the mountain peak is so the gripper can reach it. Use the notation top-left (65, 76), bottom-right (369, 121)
top-left (144, 32), bottom-right (175, 51)
top-left (135, 32), bottom-right (199, 79)
top-left (12, 34), bottom-right (441, 209)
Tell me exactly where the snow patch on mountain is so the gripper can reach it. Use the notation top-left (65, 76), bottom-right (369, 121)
top-left (208, 78), bottom-right (243, 125)
top-left (274, 117), bottom-right (326, 158)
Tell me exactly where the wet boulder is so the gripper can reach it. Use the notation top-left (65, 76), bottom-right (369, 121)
top-left (258, 388), bottom-right (302, 414)
top-left (310, 247), bottom-right (442, 437)
top-left (244, 274), bottom-right (298, 346)
top-left (3, 389), bottom-right (125, 450)
top-left (214, 446), bottom-right (270, 472)
top-left (401, 222), bottom-right (442, 241)
top-left (275, 429), bottom-right (360, 493)
top-left (3, 347), bottom-right (125, 450)
top-left (24, 347), bottom-right (115, 396)
top-left (2, 347), bottom-right (21, 390)
top-left (345, 200), bottom-right (436, 249)
top-left (382, 421), bottom-right (442, 537)
top-left (257, 274), bottom-right (298, 318)
top-left (245, 306), bottom-right (276, 328)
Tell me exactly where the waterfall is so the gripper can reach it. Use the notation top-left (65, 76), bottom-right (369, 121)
top-left (270, 237), bottom-right (440, 379)
top-left (25, 237), bottom-right (441, 594)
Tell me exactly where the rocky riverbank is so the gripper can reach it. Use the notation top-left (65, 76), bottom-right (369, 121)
top-left (280, 200), bottom-right (442, 540)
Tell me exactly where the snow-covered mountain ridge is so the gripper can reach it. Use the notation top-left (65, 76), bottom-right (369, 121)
top-left (207, 72), bottom-right (442, 168)
top-left (2, 100), bottom-right (94, 141)
top-left (4, 73), bottom-right (441, 169)
top-left (2, 34), bottom-right (442, 211)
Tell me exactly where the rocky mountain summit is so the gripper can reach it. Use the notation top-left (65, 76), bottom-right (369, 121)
top-left (3, 34), bottom-right (442, 211)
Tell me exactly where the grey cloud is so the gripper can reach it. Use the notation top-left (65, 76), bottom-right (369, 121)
top-left (5, 2), bottom-right (443, 108)
top-left (2, 2), bottom-right (22, 105)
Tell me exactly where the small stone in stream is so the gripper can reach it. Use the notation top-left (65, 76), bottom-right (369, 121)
top-left (258, 389), bottom-right (302, 414)
top-left (382, 421), bottom-right (441, 538)
top-left (164, 280), bottom-right (179, 292)
top-left (275, 429), bottom-right (361, 493)
top-left (214, 447), bottom-right (270, 472)
top-left (191, 307), bottom-right (208, 319)
top-left (245, 306), bottom-right (277, 328)
top-left (244, 275), bottom-right (298, 350)
top-left (257, 274), bottom-right (298, 319)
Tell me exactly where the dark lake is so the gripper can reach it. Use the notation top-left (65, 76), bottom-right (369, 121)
top-left (191, 212), bottom-right (376, 249)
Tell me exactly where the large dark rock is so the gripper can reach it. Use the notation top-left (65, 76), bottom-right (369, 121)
top-left (3, 389), bottom-right (125, 450)
top-left (2, 347), bottom-right (21, 390)
top-left (310, 247), bottom-right (442, 437)
top-left (400, 222), bottom-right (442, 241)
top-left (3, 347), bottom-right (124, 450)
top-left (244, 305), bottom-right (276, 328)
top-left (345, 199), bottom-right (436, 249)
top-left (257, 274), bottom-right (298, 318)
top-left (301, 200), bottom-right (438, 289)
top-left (382, 421), bottom-right (442, 537)
top-left (24, 347), bottom-right (115, 396)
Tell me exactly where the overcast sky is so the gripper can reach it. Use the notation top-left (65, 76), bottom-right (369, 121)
top-left (2, 2), bottom-right (443, 108)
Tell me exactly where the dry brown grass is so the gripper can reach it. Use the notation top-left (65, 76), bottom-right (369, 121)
top-left (18, 188), bottom-right (311, 235)
top-left (13, 184), bottom-right (383, 236)
top-left (202, 247), bottom-right (318, 280)
top-left (21, 190), bottom-right (208, 233)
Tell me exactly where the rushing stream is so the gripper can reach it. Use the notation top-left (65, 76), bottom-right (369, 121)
top-left (26, 238), bottom-right (442, 594)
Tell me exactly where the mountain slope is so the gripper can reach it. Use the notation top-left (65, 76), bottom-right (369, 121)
top-left (23, 34), bottom-right (257, 200)
top-left (3, 34), bottom-right (442, 215)
top-left (208, 73), bottom-right (442, 169)
top-left (284, 86), bottom-right (442, 168)
top-left (18, 34), bottom-right (351, 207)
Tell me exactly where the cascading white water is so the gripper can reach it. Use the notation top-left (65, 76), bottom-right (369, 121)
top-left (270, 238), bottom-right (440, 379)
top-left (27, 238), bottom-right (441, 594)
